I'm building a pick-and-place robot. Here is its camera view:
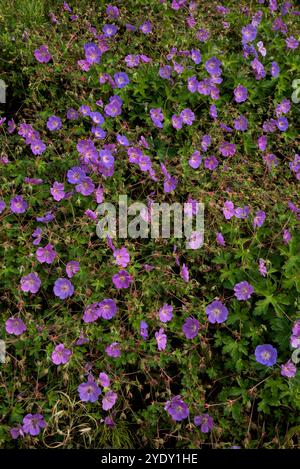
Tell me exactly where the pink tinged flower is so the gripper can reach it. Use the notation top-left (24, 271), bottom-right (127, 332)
top-left (78, 375), bottom-right (101, 402)
top-left (20, 272), bottom-right (41, 294)
top-left (292, 320), bottom-right (300, 337)
top-left (34, 45), bottom-right (52, 63)
top-left (51, 344), bottom-right (72, 365)
top-left (180, 263), bottom-right (189, 282)
top-left (22, 414), bottom-right (46, 436)
top-left (158, 304), bottom-right (173, 323)
top-left (98, 299), bottom-right (118, 320)
top-left (188, 231), bottom-right (203, 249)
top-left (233, 281), bottom-right (254, 300)
top-left (53, 278), bottom-right (74, 299)
top-left (281, 360), bottom-right (296, 378)
top-left (182, 317), bottom-right (200, 339)
top-left (30, 139), bottom-right (46, 155)
top-left (283, 229), bottom-right (292, 245)
top-left (172, 115), bottom-right (183, 130)
top-left (286, 36), bottom-right (299, 50)
top-left (291, 335), bottom-right (300, 349)
top-left (102, 391), bottom-right (118, 410)
top-left (46, 116), bottom-right (62, 131)
top-left (84, 42), bottom-right (101, 64)
top-left (99, 372), bottom-right (110, 388)
top-left (10, 195), bottom-right (28, 214)
top-left (113, 246), bottom-right (130, 268)
top-left (194, 414), bottom-right (214, 433)
top-left (66, 261), bottom-right (80, 278)
top-left (234, 85), bottom-right (248, 103)
top-left (206, 300), bottom-right (228, 324)
top-left (10, 425), bottom-right (25, 440)
top-left (155, 328), bottom-right (167, 351)
top-left (223, 201), bottom-right (235, 220)
top-left (216, 232), bottom-right (225, 246)
top-left (259, 259), bottom-right (267, 277)
top-left (50, 182), bottom-right (65, 201)
top-left (76, 177), bottom-right (95, 196)
top-left (189, 150), bottom-right (202, 169)
top-left (36, 243), bottom-right (57, 264)
top-left (5, 317), bottom-right (26, 335)
top-left (112, 270), bottom-right (133, 289)
top-left (219, 142), bottom-right (236, 157)
top-left (105, 342), bottom-right (121, 358)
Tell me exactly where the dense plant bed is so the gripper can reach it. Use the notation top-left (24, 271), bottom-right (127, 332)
top-left (0, 0), bottom-right (300, 449)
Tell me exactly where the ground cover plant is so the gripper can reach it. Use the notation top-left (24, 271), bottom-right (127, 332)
top-left (0, 0), bottom-right (300, 449)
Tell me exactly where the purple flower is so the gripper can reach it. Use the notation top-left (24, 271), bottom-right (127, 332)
top-left (259, 259), bottom-right (267, 277)
top-left (83, 303), bottom-right (101, 323)
top-left (165, 395), bottom-right (189, 421)
top-left (209, 104), bottom-right (218, 119)
top-left (66, 261), bottom-right (80, 278)
top-left (292, 320), bottom-right (300, 337)
top-left (114, 72), bottom-right (130, 88)
top-left (125, 54), bottom-right (140, 68)
top-left (36, 243), bottom-right (57, 264)
top-left (104, 98), bottom-right (122, 118)
top-left (206, 300), bottom-right (228, 324)
top-left (0, 200), bottom-right (6, 214)
top-left (235, 206), bottom-right (250, 219)
top-left (283, 229), bottom-right (292, 245)
top-left (281, 360), bottom-right (297, 378)
top-left (20, 272), bottom-right (41, 294)
top-left (158, 304), bottom-right (173, 323)
top-left (188, 231), bottom-right (203, 249)
top-left (234, 115), bottom-right (248, 131)
top-left (30, 139), bottom-right (46, 155)
top-left (270, 61), bottom-right (280, 78)
top-left (172, 115), bottom-right (183, 130)
top-left (159, 65), bottom-right (173, 79)
top-left (99, 149), bottom-right (114, 168)
top-left (204, 155), bottom-right (219, 170)
top-left (258, 135), bottom-right (267, 151)
top-left (140, 320), bottom-right (149, 340)
top-left (242, 24), bottom-right (257, 43)
top-left (76, 177), bottom-right (95, 196)
top-left (53, 278), bottom-right (74, 299)
top-left (216, 232), bottom-right (225, 246)
top-left (263, 153), bottom-right (278, 170)
top-left (84, 42), bottom-right (101, 64)
top-left (180, 263), bottom-right (189, 283)
top-left (140, 21), bottom-right (152, 34)
top-left (155, 328), bottom-right (167, 351)
top-left (275, 98), bottom-right (291, 116)
top-left (10, 195), bottom-right (28, 214)
top-left (277, 117), bottom-right (288, 132)
top-left (67, 166), bottom-right (85, 184)
top-left (78, 375), bottom-right (101, 402)
top-left (234, 85), bottom-right (248, 103)
top-left (255, 344), bottom-right (277, 366)
top-left (219, 142), bottom-right (236, 157)
top-left (34, 45), bottom-right (52, 63)
top-left (47, 116), bottom-right (62, 131)
top-left (113, 247), bottom-right (130, 268)
top-left (66, 108), bottom-right (79, 120)
top-left (189, 150), bottom-right (202, 169)
top-left (98, 299), bottom-right (118, 320)
top-left (10, 425), bottom-right (24, 440)
top-left (112, 270), bottom-right (133, 289)
top-left (223, 201), bottom-right (235, 220)
top-left (201, 135), bottom-right (211, 151)
top-left (191, 49), bottom-right (201, 64)
top-left (5, 317), bottom-right (26, 336)
top-left (50, 182), bottom-right (65, 201)
top-left (253, 210), bottom-right (266, 228)
top-left (182, 317), bottom-right (200, 339)
top-left (22, 414), bottom-right (46, 436)
top-left (234, 281), bottom-right (254, 300)
top-left (51, 344), bottom-right (72, 365)
top-left (102, 391), bottom-right (118, 410)
top-left (99, 372), bottom-right (110, 388)
top-left (205, 57), bottom-right (222, 76)
top-left (90, 112), bottom-right (104, 125)
top-left (286, 36), bottom-right (299, 50)
top-left (194, 414), bottom-right (214, 433)
top-left (150, 108), bottom-right (164, 128)
top-left (180, 108), bottom-right (195, 126)
top-left (105, 342), bottom-right (121, 358)
top-left (102, 24), bottom-right (118, 37)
